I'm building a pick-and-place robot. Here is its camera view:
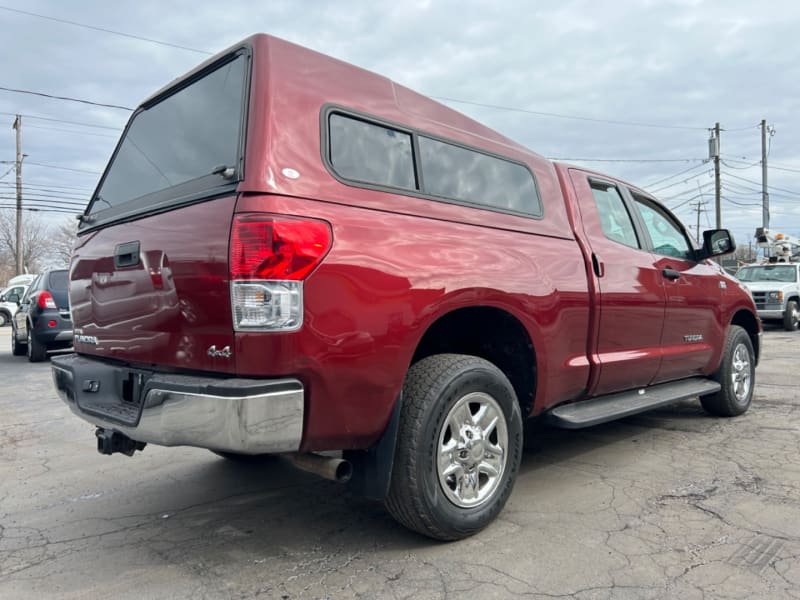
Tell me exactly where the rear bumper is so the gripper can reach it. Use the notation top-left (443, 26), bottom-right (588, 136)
top-left (51, 354), bottom-right (304, 454)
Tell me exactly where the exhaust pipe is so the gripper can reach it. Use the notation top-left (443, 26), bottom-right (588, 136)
top-left (287, 453), bottom-right (352, 483)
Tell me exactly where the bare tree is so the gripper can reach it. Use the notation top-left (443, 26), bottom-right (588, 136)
top-left (49, 217), bottom-right (79, 268)
top-left (0, 209), bottom-right (51, 276)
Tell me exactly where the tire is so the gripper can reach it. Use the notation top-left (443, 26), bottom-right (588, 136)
top-left (11, 325), bottom-right (26, 356)
top-left (783, 300), bottom-right (799, 331)
top-left (385, 354), bottom-right (523, 541)
top-left (701, 325), bottom-right (755, 417)
top-left (27, 327), bottom-right (47, 362)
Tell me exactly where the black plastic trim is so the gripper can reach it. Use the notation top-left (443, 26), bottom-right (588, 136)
top-left (80, 45), bottom-right (253, 233)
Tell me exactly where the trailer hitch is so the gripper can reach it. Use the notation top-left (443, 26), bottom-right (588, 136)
top-left (95, 428), bottom-right (146, 457)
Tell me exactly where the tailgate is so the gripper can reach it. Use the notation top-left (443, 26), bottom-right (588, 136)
top-left (70, 196), bottom-right (237, 373)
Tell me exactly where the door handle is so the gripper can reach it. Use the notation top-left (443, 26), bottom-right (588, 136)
top-left (662, 268), bottom-right (681, 280)
top-left (114, 241), bottom-right (140, 268)
top-left (592, 253), bottom-right (604, 277)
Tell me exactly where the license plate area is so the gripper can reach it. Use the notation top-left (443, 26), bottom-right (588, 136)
top-left (75, 367), bottom-right (151, 426)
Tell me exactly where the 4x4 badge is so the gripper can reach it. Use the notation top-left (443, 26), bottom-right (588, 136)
top-left (207, 345), bottom-right (232, 358)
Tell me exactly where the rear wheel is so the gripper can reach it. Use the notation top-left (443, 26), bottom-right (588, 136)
top-left (27, 327), bottom-right (47, 362)
top-left (783, 300), bottom-right (799, 331)
top-left (385, 354), bottom-right (523, 541)
top-left (701, 325), bottom-right (755, 417)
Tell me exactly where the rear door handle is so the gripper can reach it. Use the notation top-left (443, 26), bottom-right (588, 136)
top-left (114, 241), bottom-right (140, 268)
top-left (662, 268), bottom-right (681, 280)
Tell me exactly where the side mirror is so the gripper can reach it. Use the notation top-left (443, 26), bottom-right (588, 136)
top-left (7, 293), bottom-right (19, 304)
top-left (698, 229), bottom-right (736, 260)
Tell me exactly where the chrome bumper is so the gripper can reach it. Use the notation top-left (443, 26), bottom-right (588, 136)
top-left (757, 309), bottom-right (783, 320)
top-left (51, 354), bottom-right (304, 454)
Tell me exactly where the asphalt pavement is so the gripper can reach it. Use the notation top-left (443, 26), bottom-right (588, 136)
top-left (1, 324), bottom-right (799, 599)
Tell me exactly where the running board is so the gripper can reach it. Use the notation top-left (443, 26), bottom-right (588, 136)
top-left (545, 377), bottom-right (721, 429)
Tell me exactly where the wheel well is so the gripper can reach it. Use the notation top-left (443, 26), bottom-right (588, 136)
top-left (731, 309), bottom-right (760, 363)
top-left (412, 307), bottom-right (537, 416)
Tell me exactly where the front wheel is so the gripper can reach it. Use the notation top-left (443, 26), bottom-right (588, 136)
top-left (701, 325), bottom-right (755, 417)
top-left (385, 354), bottom-right (523, 541)
top-left (783, 300), bottom-right (799, 331)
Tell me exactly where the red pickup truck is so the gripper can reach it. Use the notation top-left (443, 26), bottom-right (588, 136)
top-left (51, 34), bottom-right (760, 541)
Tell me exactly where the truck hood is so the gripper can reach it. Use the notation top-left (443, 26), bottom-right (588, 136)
top-left (740, 281), bottom-right (797, 292)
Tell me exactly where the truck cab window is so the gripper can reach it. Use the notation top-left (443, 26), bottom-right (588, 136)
top-left (634, 198), bottom-right (692, 260)
top-left (590, 184), bottom-right (640, 249)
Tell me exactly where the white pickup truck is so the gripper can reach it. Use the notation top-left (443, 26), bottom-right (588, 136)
top-left (737, 262), bottom-right (800, 330)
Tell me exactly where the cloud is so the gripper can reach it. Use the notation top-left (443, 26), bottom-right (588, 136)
top-left (0, 0), bottom-right (798, 243)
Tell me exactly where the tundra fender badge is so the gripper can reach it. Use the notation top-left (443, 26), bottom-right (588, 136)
top-left (207, 345), bottom-right (232, 358)
top-left (684, 334), bottom-right (704, 342)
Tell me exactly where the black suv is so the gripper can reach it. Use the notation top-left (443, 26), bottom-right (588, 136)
top-left (11, 270), bottom-right (73, 362)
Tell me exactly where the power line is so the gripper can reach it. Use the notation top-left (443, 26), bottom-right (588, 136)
top-left (0, 192), bottom-right (87, 205)
top-left (0, 5), bottom-right (212, 55)
top-left (0, 204), bottom-right (78, 214)
top-left (721, 195), bottom-right (762, 207)
top-left (24, 161), bottom-right (102, 175)
top-left (25, 124), bottom-right (119, 138)
top-left (648, 172), bottom-right (711, 195)
top-left (768, 164), bottom-right (800, 174)
top-left (724, 171), bottom-right (800, 196)
top-left (0, 85), bottom-right (133, 111)
top-left (434, 96), bottom-right (710, 130)
top-left (0, 180), bottom-right (94, 193)
top-left (721, 159), bottom-right (760, 170)
top-left (0, 5), bottom-right (762, 137)
top-left (547, 157), bottom-right (706, 163)
top-left (643, 162), bottom-right (709, 189)
top-left (0, 182), bottom-right (88, 199)
top-left (0, 111), bottom-right (122, 130)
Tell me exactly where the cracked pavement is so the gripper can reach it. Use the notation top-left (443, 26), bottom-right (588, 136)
top-left (1, 325), bottom-right (799, 599)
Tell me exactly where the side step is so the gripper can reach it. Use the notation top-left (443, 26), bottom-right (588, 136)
top-left (545, 377), bottom-right (721, 429)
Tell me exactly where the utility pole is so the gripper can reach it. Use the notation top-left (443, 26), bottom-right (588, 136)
top-left (12, 115), bottom-right (23, 275)
top-left (761, 119), bottom-right (769, 230)
top-left (713, 122), bottom-right (721, 229)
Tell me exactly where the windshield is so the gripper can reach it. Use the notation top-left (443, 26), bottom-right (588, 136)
top-left (736, 265), bottom-right (798, 283)
top-left (89, 53), bottom-right (247, 216)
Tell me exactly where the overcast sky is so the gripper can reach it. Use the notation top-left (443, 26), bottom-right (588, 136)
top-left (1, 0), bottom-right (799, 247)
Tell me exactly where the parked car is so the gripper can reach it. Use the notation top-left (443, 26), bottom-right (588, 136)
top-left (12, 269), bottom-right (73, 361)
top-left (51, 34), bottom-right (760, 541)
top-left (736, 262), bottom-right (800, 330)
top-left (0, 283), bottom-right (29, 327)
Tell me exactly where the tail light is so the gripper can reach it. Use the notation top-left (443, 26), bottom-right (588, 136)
top-left (230, 214), bottom-right (331, 331)
top-left (38, 291), bottom-right (57, 309)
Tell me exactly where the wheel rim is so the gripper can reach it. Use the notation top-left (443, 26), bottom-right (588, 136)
top-left (793, 306), bottom-right (799, 328)
top-left (730, 342), bottom-right (752, 403)
top-left (26, 329), bottom-right (32, 358)
top-left (437, 391), bottom-right (508, 508)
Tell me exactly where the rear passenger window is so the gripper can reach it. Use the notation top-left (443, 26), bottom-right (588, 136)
top-left (590, 183), bottom-right (640, 249)
top-left (419, 136), bottom-right (541, 215)
top-left (329, 114), bottom-right (416, 190)
top-left (49, 271), bottom-right (69, 290)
